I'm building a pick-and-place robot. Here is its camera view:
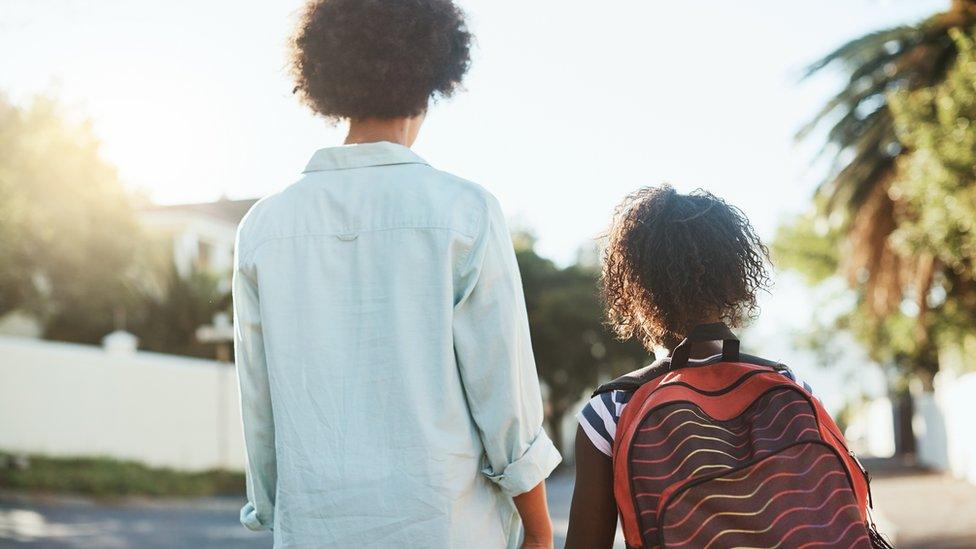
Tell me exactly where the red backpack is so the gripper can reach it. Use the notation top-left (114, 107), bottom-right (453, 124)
top-left (595, 323), bottom-right (892, 549)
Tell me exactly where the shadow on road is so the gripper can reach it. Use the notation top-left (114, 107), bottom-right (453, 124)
top-left (861, 457), bottom-right (976, 549)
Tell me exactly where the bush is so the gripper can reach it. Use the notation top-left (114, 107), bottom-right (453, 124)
top-left (0, 453), bottom-right (245, 499)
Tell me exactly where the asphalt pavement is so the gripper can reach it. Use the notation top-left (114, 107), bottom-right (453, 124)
top-left (2, 462), bottom-right (974, 548)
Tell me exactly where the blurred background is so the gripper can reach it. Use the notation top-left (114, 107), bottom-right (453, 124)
top-left (2, 0), bottom-right (976, 547)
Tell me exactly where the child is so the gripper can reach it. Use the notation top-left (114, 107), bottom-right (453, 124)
top-left (565, 185), bottom-right (879, 549)
top-left (234, 1), bottom-right (559, 547)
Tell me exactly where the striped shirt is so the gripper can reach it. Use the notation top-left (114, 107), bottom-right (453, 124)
top-left (577, 366), bottom-right (814, 457)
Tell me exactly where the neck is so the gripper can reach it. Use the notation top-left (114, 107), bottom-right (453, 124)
top-left (665, 316), bottom-right (726, 359)
top-left (684, 341), bottom-right (724, 359)
top-left (344, 117), bottom-right (422, 147)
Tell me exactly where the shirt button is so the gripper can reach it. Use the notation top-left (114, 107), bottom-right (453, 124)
top-left (337, 233), bottom-right (358, 241)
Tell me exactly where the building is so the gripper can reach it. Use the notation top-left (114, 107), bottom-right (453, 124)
top-left (139, 197), bottom-right (258, 281)
top-left (0, 197), bottom-right (258, 339)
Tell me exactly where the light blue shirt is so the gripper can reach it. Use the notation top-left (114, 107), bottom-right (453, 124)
top-left (233, 142), bottom-right (561, 548)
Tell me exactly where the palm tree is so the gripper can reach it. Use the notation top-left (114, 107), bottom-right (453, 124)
top-left (800, 0), bottom-right (976, 358)
top-left (795, 2), bottom-right (976, 455)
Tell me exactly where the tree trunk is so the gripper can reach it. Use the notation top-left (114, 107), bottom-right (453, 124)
top-left (893, 389), bottom-right (917, 458)
top-left (951, 0), bottom-right (976, 18)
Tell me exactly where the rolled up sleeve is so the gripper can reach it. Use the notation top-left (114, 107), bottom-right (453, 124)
top-left (454, 196), bottom-right (562, 497)
top-left (239, 501), bottom-right (267, 532)
top-left (481, 427), bottom-right (561, 496)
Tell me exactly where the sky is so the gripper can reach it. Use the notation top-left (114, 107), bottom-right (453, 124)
top-left (0, 0), bottom-right (951, 411)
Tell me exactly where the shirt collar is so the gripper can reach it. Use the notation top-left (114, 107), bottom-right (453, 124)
top-left (303, 141), bottom-right (429, 173)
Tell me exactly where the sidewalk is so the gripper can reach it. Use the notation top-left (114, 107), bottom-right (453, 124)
top-left (864, 457), bottom-right (976, 548)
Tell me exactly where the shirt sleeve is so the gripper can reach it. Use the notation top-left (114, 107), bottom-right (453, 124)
top-left (577, 392), bottom-right (620, 458)
top-left (779, 365), bottom-right (816, 395)
top-left (233, 248), bottom-right (277, 531)
top-left (453, 196), bottom-right (562, 497)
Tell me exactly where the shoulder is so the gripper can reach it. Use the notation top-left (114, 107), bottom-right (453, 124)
top-left (427, 168), bottom-right (503, 221)
top-left (577, 389), bottom-right (636, 458)
top-left (407, 168), bottom-right (513, 248)
top-left (365, 163), bottom-right (502, 238)
top-left (776, 364), bottom-right (816, 395)
top-left (234, 189), bottom-right (290, 262)
top-left (428, 167), bottom-right (492, 198)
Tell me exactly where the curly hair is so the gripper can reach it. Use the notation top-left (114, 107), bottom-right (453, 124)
top-left (602, 185), bottom-right (771, 351)
top-left (290, 0), bottom-right (472, 120)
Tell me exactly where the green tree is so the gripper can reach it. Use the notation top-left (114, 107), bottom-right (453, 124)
top-left (779, 21), bottom-right (976, 457)
top-left (515, 237), bottom-right (649, 452)
top-left (779, 26), bottom-right (976, 383)
top-left (0, 96), bottom-right (140, 343)
top-left (800, 0), bottom-right (976, 223)
top-left (128, 265), bottom-right (230, 359)
top-left (771, 213), bottom-right (929, 385)
top-left (887, 28), bottom-right (976, 374)
top-left (783, 1), bottom-right (976, 383)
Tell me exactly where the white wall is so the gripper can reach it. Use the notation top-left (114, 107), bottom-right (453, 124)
top-left (0, 311), bottom-right (42, 339)
top-left (139, 210), bottom-right (237, 279)
top-left (845, 397), bottom-right (897, 458)
top-left (0, 336), bottom-right (245, 472)
top-left (849, 370), bottom-right (976, 486)
top-left (913, 391), bottom-right (948, 471)
top-left (915, 372), bottom-right (976, 485)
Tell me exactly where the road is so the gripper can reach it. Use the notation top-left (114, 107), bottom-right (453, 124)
top-left (2, 462), bottom-right (974, 548)
top-left (0, 492), bottom-right (271, 549)
top-left (862, 458), bottom-right (976, 548)
top-left (0, 478), bottom-right (584, 549)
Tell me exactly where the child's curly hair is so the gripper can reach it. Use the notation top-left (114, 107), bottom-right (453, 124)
top-left (602, 185), bottom-right (771, 351)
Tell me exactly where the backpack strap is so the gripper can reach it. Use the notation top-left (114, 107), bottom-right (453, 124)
top-left (671, 322), bottom-right (740, 369)
top-left (592, 358), bottom-right (671, 397)
top-left (592, 352), bottom-right (791, 398)
top-left (738, 352), bottom-right (790, 372)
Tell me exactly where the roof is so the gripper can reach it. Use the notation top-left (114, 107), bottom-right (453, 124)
top-left (142, 197), bottom-right (259, 225)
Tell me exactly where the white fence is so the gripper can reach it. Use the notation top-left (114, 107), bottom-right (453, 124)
top-left (844, 397), bottom-right (897, 458)
top-left (915, 372), bottom-right (976, 485)
top-left (0, 336), bottom-right (245, 472)
top-left (847, 370), bottom-right (976, 486)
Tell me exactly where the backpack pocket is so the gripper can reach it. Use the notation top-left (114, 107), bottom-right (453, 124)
top-left (656, 441), bottom-right (871, 549)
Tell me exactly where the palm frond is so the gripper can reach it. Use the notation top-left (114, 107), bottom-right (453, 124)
top-left (846, 179), bottom-right (902, 317)
top-left (800, 24), bottom-right (956, 142)
top-left (799, 14), bottom-right (969, 219)
top-left (821, 109), bottom-right (896, 211)
top-left (796, 77), bottom-right (891, 142)
top-left (801, 26), bottom-right (920, 79)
